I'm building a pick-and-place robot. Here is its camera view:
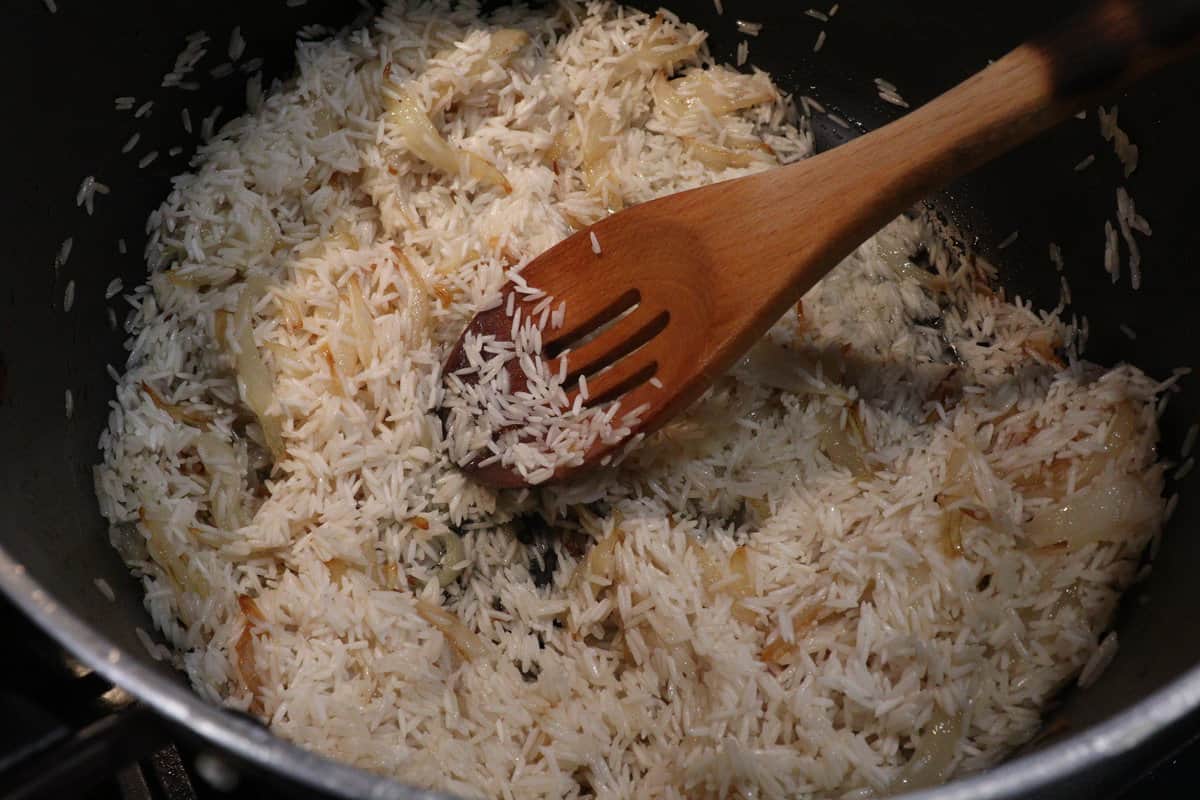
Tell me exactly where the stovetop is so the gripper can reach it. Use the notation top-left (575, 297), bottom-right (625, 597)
top-left (0, 598), bottom-right (1194, 800)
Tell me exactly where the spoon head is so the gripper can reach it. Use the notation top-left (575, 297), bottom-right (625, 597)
top-left (439, 206), bottom-right (717, 488)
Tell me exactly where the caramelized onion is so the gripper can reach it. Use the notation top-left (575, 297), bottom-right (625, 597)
top-left (383, 90), bottom-right (510, 191)
top-left (1027, 475), bottom-right (1156, 549)
top-left (682, 137), bottom-right (773, 170)
top-left (892, 709), bottom-right (965, 792)
top-left (416, 599), bottom-right (488, 662)
top-left (233, 280), bottom-right (285, 461)
top-left (653, 68), bottom-right (775, 120)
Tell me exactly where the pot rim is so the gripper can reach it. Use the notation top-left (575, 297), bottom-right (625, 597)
top-left (1, 539), bottom-right (1197, 800)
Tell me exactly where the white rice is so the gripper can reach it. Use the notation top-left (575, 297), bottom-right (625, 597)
top-left (813, 29), bottom-right (826, 52)
top-left (162, 31), bottom-right (210, 89)
top-left (1182, 423), bottom-right (1199, 459)
top-left (138, 150), bottom-right (159, 169)
top-left (42, 0), bottom-right (57, 13)
top-left (54, 237), bottom-right (73, 272)
top-left (106, 278), bottom-right (125, 300)
top-left (93, 4), bottom-right (1169, 798)
top-left (63, 280), bottom-right (75, 313)
top-left (118, 238), bottom-right (128, 255)
top-left (228, 26), bottom-right (246, 61)
top-left (998, 230), bottom-right (1019, 249)
top-left (94, 577), bottom-right (116, 602)
top-left (806, 9), bottom-right (829, 22)
top-left (1049, 242), bottom-right (1064, 272)
top-left (736, 19), bottom-right (762, 36)
top-left (122, 133), bottom-right (142, 154)
top-left (736, 39), bottom-right (749, 66)
top-left (65, 389), bottom-right (73, 420)
top-left (1174, 457), bottom-right (1194, 481)
top-left (589, 230), bottom-right (601, 254)
top-left (1119, 323), bottom-right (1137, 341)
top-left (1104, 220), bottom-right (1120, 282)
top-left (1078, 631), bottom-right (1119, 688)
top-left (1115, 187), bottom-right (1150, 290)
top-left (1098, 105), bottom-right (1138, 177)
top-left (135, 100), bottom-right (154, 119)
top-left (1073, 154), bottom-right (1095, 172)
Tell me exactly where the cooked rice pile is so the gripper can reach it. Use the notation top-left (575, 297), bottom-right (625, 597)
top-left (94, 2), bottom-right (1168, 797)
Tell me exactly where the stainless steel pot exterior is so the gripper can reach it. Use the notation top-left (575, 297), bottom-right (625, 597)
top-left (2, 1), bottom-right (1199, 797)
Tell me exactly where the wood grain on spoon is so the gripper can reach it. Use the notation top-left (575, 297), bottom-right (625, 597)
top-left (443, 0), bottom-right (1200, 488)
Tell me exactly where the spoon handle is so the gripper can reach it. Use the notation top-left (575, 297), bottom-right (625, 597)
top-left (689, 0), bottom-right (1200, 350)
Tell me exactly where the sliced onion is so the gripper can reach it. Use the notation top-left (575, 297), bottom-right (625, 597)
top-left (138, 507), bottom-right (208, 611)
top-left (233, 280), bottom-right (285, 461)
top-left (579, 109), bottom-right (623, 207)
top-left (569, 527), bottom-right (624, 591)
top-left (892, 709), bottom-right (965, 792)
top-left (392, 247), bottom-right (432, 345)
top-left (727, 546), bottom-right (757, 624)
top-left (682, 137), bottom-right (773, 170)
top-left (238, 594), bottom-right (265, 622)
top-left (1021, 328), bottom-right (1065, 367)
top-left (234, 596), bottom-right (266, 710)
top-left (759, 606), bottom-right (826, 665)
top-left (196, 433), bottom-right (245, 531)
top-left (433, 532), bottom-right (467, 588)
top-left (611, 18), bottom-right (698, 83)
top-left (343, 277), bottom-right (376, 370)
top-left (653, 68), bottom-right (775, 120)
top-left (1027, 474), bottom-right (1157, 549)
top-left (819, 410), bottom-right (871, 478)
top-left (416, 599), bottom-right (488, 662)
top-left (691, 540), bottom-right (757, 624)
top-left (940, 508), bottom-right (966, 557)
top-left (140, 382), bottom-right (212, 429)
top-left (383, 89), bottom-right (510, 192)
top-left (1074, 402), bottom-right (1138, 488)
top-left (738, 340), bottom-right (846, 396)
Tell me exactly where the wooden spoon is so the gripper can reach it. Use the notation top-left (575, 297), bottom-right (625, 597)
top-left (443, 0), bottom-right (1200, 488)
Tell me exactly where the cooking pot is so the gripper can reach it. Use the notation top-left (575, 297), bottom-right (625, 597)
top-left (3, 0), bottom-right (1199, 797)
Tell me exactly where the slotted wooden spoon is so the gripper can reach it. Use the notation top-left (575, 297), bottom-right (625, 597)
top-left (443, 0), bottom-right (1200, 488)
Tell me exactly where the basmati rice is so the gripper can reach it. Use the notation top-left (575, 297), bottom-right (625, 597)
top-left (228, 26), bottom-right (246, 61)
top-left (92, 4), bottom-right (1169, 798)
top-left (94, 577), bottom-right (116, 602)
top-left (54, 237), bottom-right (73, 272)
top-left (1078, 632), bottom-right (1119, 688)
top-left (1182, 423), bottom-right (1198, 459)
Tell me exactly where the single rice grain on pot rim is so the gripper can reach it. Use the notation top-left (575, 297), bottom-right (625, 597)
top-left (92, 3), bottom-right (1170, 798)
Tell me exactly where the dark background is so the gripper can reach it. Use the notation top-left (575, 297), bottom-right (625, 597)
top-left (2, 0), bottom-right (1200, 798)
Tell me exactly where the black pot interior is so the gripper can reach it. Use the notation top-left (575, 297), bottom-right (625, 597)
top-left (3, 0), bottom-right (1199, 794)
